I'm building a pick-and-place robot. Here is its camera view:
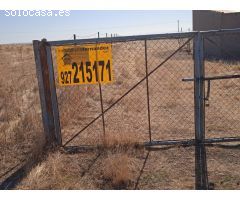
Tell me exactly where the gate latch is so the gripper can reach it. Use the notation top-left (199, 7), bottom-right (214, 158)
top-left (182, 74), bottom-right (240, 107)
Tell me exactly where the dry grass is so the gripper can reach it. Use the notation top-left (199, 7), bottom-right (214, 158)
top-left (0, 86), bottom-right (20, 124)
top-left (99, 132), bottom-right (141, 189)
top-left (17, 152), bottom-right (84, 189)
top-left (103, 132), bottom-right (139, 149)
top-left (18, 152), bottom-right (136, 190)
top-left (101, 153), bottom-right (134, 189)
top-left (17, 128), bottom-right (141, 189)
top-left (0, 44), bottom-right (45, 183)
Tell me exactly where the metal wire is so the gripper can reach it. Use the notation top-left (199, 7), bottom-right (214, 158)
top-left (61, 35), bottom-right (195, 147)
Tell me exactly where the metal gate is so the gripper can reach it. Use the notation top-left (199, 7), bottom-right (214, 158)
top-left (33, 28), bottom-right (240, 189)
top-left (51, 34), bottom-right (195, 147)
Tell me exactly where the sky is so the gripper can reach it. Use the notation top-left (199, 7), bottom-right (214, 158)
top-left (0, 10), bottom-right (192, 44)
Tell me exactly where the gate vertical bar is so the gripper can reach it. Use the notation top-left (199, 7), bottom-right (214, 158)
top-left (98, 75), bottom-right (106, 139)
top-left (33, 39), bottom-right (61, 145)
top-left (194, 32), bottom-right (208, 189)
top-left (45, 43), bottom-right (62, 145)
top-left (96, 34), bottom-right (106, 140)
top-left (144, 40), bottom-right (152, 142)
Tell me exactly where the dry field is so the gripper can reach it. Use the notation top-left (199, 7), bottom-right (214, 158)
top-left (0, 44), bottom-right (44, 183)
top-left (0, 38), bottom-right (240, 189)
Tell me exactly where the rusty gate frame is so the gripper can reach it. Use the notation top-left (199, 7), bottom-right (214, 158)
top-left (33, 28), bottom-right (240, 190)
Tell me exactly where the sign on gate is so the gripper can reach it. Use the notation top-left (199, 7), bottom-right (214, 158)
top-left (56, 43), bottom-right (113, 86)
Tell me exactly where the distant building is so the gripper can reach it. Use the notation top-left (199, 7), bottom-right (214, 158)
top-left (193, 10), bottom-right (240, 60)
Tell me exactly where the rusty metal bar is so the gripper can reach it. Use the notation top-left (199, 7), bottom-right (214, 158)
top-left (144, 137), bottom-right (240, 147)
top-left (144, 40), bottom-right (152, 142)
top-left (48, 32), bottom-right (195, 46)
top-left (96, 34), bottom-right (106, 140)
top-left (45, 44), bottom-right (62, 145)
top-left (182, 74), bottom-right (240, 82)
top-left (33, 39), bottom-right (61, 145)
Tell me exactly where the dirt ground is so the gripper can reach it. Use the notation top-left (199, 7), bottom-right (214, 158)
top-left (0, 38), bottom-right (240, 189)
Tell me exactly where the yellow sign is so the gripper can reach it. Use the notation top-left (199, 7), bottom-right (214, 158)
top-left (56, 43), bottom-right (113, 86)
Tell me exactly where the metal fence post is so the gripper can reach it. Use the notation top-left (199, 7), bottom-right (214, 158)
top-left (33, 39), bottom-right (62, 146)
top-left (194, 32), bottom-right (209, 189)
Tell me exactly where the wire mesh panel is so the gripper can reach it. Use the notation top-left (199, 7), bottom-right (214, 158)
top-left (206, 145), bottom-right (240, 189)
top-left (203, 32), bottom-right (240, 139)
top-left (147, 38), bottom-right (194, 141)
top-left (102, 41), bottom-right (149, 143)
top-left (52, 41), bottom-right (149, 146)
top-left (51, 35), bottom-right (195, 147)
top-left (135, 147), bottom-right (195, 189)
top-left (0, 44), bottom-right (44, 183)
top-left (52, 47), bottom-right (103, 146)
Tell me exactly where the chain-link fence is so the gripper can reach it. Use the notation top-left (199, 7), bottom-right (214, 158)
top-left (2, 29), bottom-right (238, 189)
top-left (47, 30), bottom-right (240, 189)
top-left (50, 35), bottom-right (195, 147)
top-left (203, 32), bottom-right (240, 139)
top-left (0, 44), bottom-right (44, 185)
top-left (202, 31), bottom-right (240, 189)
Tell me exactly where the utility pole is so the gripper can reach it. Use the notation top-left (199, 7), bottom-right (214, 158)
top-left (187, 28), bottom-right (191, 54)
top-left (177, 20), bottom-right (180, 47)
top-left (73, 34), bottom-right (76, 45)
top-left (177, 20), bottom-right (180, 33)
